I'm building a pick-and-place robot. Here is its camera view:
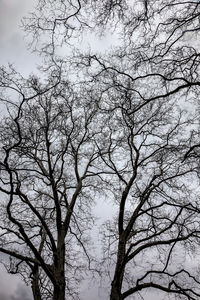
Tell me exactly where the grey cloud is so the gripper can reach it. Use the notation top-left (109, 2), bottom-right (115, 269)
top-left (0, 0), bottom-right (40, 75)
top-left (0, 0), bottom-right (35, 38)
top-left (0, 266), bottom-right (20, 299)
top-left (0, 292), bottom-right (11, 300)
top-left (0, 265), bottom-right (33, 300)
top-left (11, 283), bottom-right (33, 300)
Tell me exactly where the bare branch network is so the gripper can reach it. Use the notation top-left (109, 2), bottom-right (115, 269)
top-left (0, 1), bottom-right (200, 299)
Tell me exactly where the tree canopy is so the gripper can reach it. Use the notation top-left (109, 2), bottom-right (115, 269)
top-left (0, 1), bottom-right (200, 299)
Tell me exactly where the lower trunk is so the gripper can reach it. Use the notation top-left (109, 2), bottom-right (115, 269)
top-left (53, 238), bottom-right (66, 300)
top-left (32, 282), bottom-right (41, 300)
top-left (110, 283), bottom-right (123, 300)
top-left (53, 283), bottom-right (65, 300)
top-left (31, 266), bottom-right (42, 300)
top-left (110, 237), bottom-right (126, 300)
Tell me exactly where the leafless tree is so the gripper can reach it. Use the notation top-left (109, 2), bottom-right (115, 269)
top-left (74, 53), bottom-right (200, 299)
top-left (0, 67), bottom-right (104, 300)
top-left (1, 1), bottom-right (200, 300)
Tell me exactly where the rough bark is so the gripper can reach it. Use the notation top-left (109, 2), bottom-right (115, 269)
top-left (110, 237), bottom-right (126, 300)
top-left (31, 267), bottom-right (42, 300)
top-left (53, 284), bottom-right (65, 300)
top-left (53, 236), bottom-right (66, 300)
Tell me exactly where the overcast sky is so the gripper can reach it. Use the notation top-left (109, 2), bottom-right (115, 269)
top-left (0, 0), bottom-right (38, 74)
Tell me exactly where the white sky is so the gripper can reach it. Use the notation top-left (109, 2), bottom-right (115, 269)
top-left (0, 0), bottom-right (38, 75)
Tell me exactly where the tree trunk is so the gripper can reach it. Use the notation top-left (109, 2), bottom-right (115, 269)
top-left (31, 266), bottom-right (42, 300)
top-left (53, 236), bottom-right (66, 300)
top-left (53, 267), bottom-right (66, 300)
top-left (110, 236), bottom-right (126, 300)
top-left (110, 283), bottom-right (123, 300)
top-left (53, 284), bottom-right (65, 300)
top-left (32, 281), bottom-right (41, 300)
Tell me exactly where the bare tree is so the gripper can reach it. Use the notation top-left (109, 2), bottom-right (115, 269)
top-left (1, 1), bottom-right (200, 300)
top-left (75, 54), bottom-right (200, 299)
top-left (0, 67), bottom-right (103, 300)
